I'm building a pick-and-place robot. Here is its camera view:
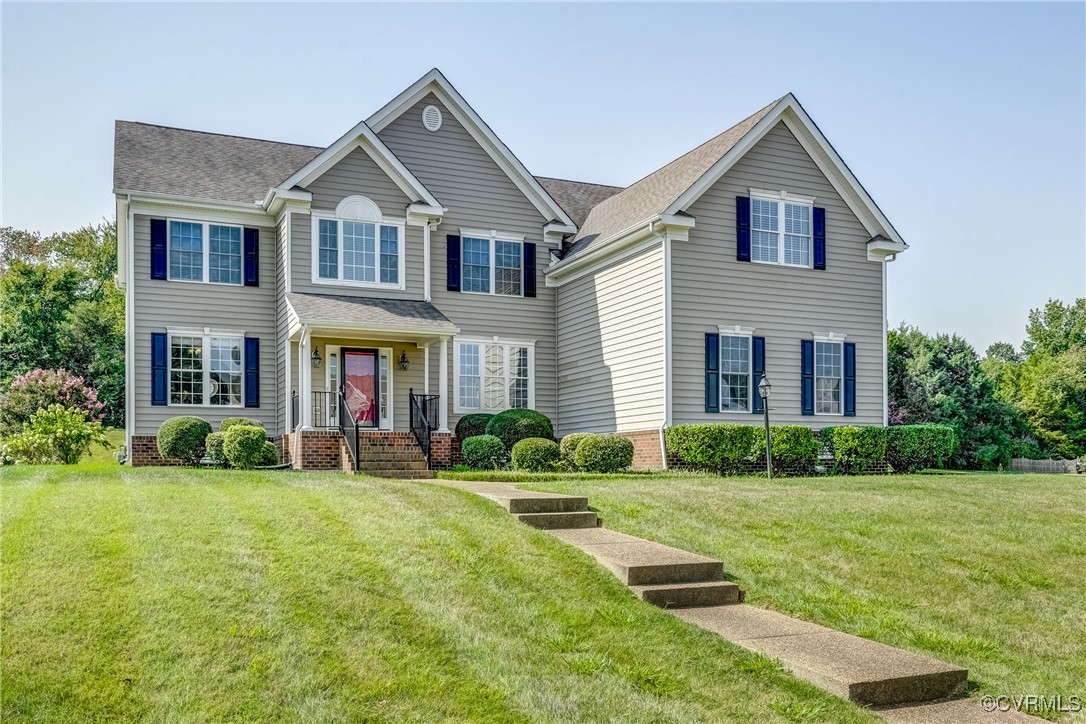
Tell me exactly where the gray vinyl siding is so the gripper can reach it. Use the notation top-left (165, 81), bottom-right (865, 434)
top-left (378, 93), bottom-right (557, 428)
top-left (290, 147), bottom-right (425, 300)
top-left (672, 121), bottom-right (885, 426)
top-left (556, 243), bottom-right (665, 436)
top-left (131, 214), bottom-right (278, 436)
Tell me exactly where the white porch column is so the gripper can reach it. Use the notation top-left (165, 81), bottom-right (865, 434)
top-left (438, 337), bottom-right (450, 432)
top-left (285, 337), bottom-right (293, 430)
top-left (299, 330), bottom-right (313, 429)
top-left (423, 343), bottom-right (430, 395)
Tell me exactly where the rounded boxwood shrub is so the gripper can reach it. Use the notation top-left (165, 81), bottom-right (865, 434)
top-left (223, 424), bottom-right (269, 470)
top-left (454, 413), bottom-right (494, 442)
top-left (559, 432), bottom-right (594, 466)
top-left (485, 409), bottom-right (554, 450)
top-left (511, 437), bottom-right (561, 472)
top-left (259, 441), bottom-right (280, 467)
top-left (220, 417), bottom-right (265, 433)
top-left (665, 424), bottom-right (760, 475)
top-left (574, 434), bottom-right (634, 473)
top-left (157, 416), bottom-right (213, 466)
top-left (750, 425), bottom-right (820, 476)
top-left (206, 431), bottom-right (227, 467)
top-left (886, 424), bottom-right (957, 473)
top-left (462, 434), bottom-right (507, 469)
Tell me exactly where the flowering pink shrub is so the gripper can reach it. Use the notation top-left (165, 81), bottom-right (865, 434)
top-left (0, 369), bottom-right (105, 436)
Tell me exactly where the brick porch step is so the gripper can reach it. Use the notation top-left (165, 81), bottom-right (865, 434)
top-left (357, 460), bottom-right (429, 472)
top-left (353, 469), bottom-right (434, 479)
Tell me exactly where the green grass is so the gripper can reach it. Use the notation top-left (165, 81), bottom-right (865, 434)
top-left (1, 465), bottom-right (876, 723)
top-left (523, 473), bottom-right (1086, 721)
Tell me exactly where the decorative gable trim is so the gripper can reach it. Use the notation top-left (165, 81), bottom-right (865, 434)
top-left (666, 94), bottom-right (906, 248)
top-left (366, 69), bottom-right (577, 232)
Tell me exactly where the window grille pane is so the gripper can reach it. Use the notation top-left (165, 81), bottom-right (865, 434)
top-left (208, 225), bottom-right (242, 284)
top-left (721, 373), bottom-right (749, 412)
top-left (170, 336), bottom-right (203, 404)
top-left (318, 219), bottom-right (338, 279)
top-left (169, 221), bottom-right (204, 281)
top-left (752, 230), bottom-right (778, 263)
top-left (484, 344), bottom-right (504, 409)
top-left (458, 343), bottom-right (481, 409)
top-left (342, 221), bottom-right (375, 282)
top-left (209, 337), bottom-right (242, 406)
top-left (495, 241), bottom-right (522, 296)
top-left (783, 204), bottom-right (810, 266)
top-left (815, 341), bottom-right (842, 414)
top-left (379, 354), bottom-right (389, 423)
top-left (508, 346), bottom-right (529, 408)
top-left (379, 226), bottom-right (398, 284)
top-left (751, 198), bottom-right (778, 231)
top-left (462, 237), bottom-right (490, 293)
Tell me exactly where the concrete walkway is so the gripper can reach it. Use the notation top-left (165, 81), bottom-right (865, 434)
top-left (436, 480), bottom-right (1041, 721)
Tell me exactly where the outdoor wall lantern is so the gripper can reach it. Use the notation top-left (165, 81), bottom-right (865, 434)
top-left (398, 351), bottom-right (409, 371)
top-left (311, 347), bottom-right (322, 369)
top-left (759, 374), bottom-right (773, 480)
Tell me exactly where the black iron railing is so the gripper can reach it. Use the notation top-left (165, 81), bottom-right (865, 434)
top-left (339, 390), bottom-right (359, 472)
top-left (409, 388), bottom-right (439, 469)
top-left (311, 390), bottom-right (339, 429)
top-left (291, 390), bottom-right (297, 430)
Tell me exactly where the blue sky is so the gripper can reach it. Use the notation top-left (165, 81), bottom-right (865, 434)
top-left (2, 2), bottom-right (1083, 351)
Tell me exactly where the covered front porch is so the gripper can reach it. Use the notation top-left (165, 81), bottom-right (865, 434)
top-left (283, 292), bottom-right (460, 472)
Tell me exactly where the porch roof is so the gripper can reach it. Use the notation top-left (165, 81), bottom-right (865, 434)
top-left (286, 292), bottom-right (459, 338)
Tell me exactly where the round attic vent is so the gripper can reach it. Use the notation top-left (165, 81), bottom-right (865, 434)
top-left (422, 105), bottom-right (442, 132)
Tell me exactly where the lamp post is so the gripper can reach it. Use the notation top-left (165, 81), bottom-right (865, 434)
top-left (758, 374), bottom-right (772, 479)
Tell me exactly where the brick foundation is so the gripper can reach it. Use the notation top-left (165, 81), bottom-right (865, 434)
top-left (615, 429), bottom-right (665, 470)
top-left (129, 435), bottom-right (182, 467)
top-left (429, 432), bottom-right (462, 469)
top-left (280, 430), bottom-right (344, 470)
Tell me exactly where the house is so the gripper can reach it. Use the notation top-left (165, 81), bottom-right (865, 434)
top-left (113, 68), bottom-right (907, 473)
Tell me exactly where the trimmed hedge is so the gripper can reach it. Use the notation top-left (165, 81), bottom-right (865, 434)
top-left (157, 416), bottom-right (213, 466)
top-left (887, 424), bottom-right (957, 473)
top-left (574, 434), bottom-right (634, 473)
top-left (511, 437), bottom-right (560, 472)
top-left (750, 425), bottom-right (820, 476)
top-left (220, 417), bottom-right (264, 432)
top-left (223, 424), bottom-right (268, 470)
top-left (485, 409), bottom-right (554, 449)
top-left (455, 413), bottom-right (494, 441)
top-left (559, 433), bottom-right (594, 465)
top-left (665, 424), bottom-right (761, 475)
top-left (206, 432), bottom-right (227, 467)
top-left (462, 434), bottom-right (507, 469)
top-left (822, 426), bottom-right (887, 475)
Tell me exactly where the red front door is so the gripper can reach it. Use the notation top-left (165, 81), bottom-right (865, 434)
top-left (343, 349), bottom-right (379, 427)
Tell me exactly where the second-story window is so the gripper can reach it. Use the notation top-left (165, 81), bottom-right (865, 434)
top-left (751, 191), bottom-right (813, 267)
top-left (168, 220), bottom-right (243, 284)
top-left (312, 195), bottom-right (404, 289)
top-left (460, 230), bottom-right (523, 296)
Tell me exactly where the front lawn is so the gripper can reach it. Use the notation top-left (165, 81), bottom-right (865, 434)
top-left (525, 473), bottom-right (1086, 718)
top-left (1, 465), bottom-right (874, 723)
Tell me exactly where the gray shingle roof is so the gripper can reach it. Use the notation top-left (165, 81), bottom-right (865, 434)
top-left (113, 121), bottom-right (323, 203)
top-left (535, 177), bottom-right (624, 227)
top-left (566, 99), bottom-right (781, 256)
top-left (286, 292), bottom-right (459, 335)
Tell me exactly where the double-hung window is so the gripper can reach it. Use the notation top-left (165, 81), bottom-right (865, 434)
top-left (455, 338), bottom-right (534, 412)
top-left (168, 220), bottom-right (243, 284)
top-left (750, 190), bottom-right (813, 267)
top-left (719, 334), bottom-right (752, 412)
top-left (814, 339), bottom-right (843, 415)
top-left (169, 332), bottom-right (243, 406)
top-left (312, 195), bottom-right (404, 289)
top-left (461, 230), bottom-right (523, 296)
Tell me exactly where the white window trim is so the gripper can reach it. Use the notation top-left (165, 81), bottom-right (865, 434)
top-left (453, 336), bottom-right (536, 414)
top-left (813, 333), bottom-right (846, 417)
top-left (458, 228), bottom-right (525, 298)
top-left (323, 344), bottom-right (394, 430)
top-left (165, 328), bottom-right (246, 408)
top-left (310, 211), bottom-right (407, 291)
top-left (749, 190), bottom-right (814, 269)
top-left (717, 327), bottom-right (754, 414)
top-left (166, 218), bottom-right (245, 286)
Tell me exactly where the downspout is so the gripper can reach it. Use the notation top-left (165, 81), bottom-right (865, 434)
top-left (124, 194), bottom-right (135, 460)
top-left (292, 325), bottom-right (308, 465)
top-left (656, 222), bottom-right (672, 469)
top-left (882, 252), bottom-right (898, 426)
top-left (423, 221), bottom-right (433, 302)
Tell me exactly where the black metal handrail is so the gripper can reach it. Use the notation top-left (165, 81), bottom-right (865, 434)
top-left (339, 390), bottom-right (360, 472)
top-left (409, 388), bottom-right (439, 469)
top-left (311, 390), bottom-right (339, 429)
top-left (291, 390), bottom-right (298, 430)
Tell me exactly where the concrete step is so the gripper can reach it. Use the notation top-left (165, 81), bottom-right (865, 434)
top-left (480, 491), bottom-right (589, 514)
top-left (674, 605), bottom-right (968, 707)
top-left (631, 580), bottom-right (742, 608)
top-left (515, 511), bottom-right (599, 530)
top-left (578, 539), bottom-right (725, 586)
top-left (354, 469), bottom-right (434, 479)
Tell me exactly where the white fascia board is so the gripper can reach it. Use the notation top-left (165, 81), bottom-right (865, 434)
top-left (276, 122), bottom-right (441, 209)
top-left (264, 187), bottom-right (312, 216)
top-left (124, 193), bottom-right (274, 227)
top-left (407, 202), bottom-right (446, 219)
top-left (867, 235), bottom-right (908, 261)
top-left (366, 68), bottom-right (578, 230)
top-left (114, 196), bottom-right (129, 290)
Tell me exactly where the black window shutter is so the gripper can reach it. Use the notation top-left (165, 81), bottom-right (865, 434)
top-left (446, 235), bottom-right (461, 292)
top-left (843, 342), bottom-right (856, 417)
top-left (151, 332), bottom-right (168, 405)
top-left (705, 333), bottom-right (720, 413)
top-left (736, 196), bottom-right (751, 262)
top-left (813, 207), bottom-right (826, 270)
top-left (752, 336), bottom-right (766, 414)
top-left (245, 337), bottom-right (260, 408)
top-left (801, 339), bottom-right (814, 416)
top-left (244, 228), bottom-right (259, 286)
top-left (150, 219), bottom-right (168, 280)
top-left (523, 242), bottom-right (537, 297)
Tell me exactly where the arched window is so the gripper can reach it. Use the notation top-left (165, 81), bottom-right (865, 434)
top-left (312, 195), bottom-right (405, 289)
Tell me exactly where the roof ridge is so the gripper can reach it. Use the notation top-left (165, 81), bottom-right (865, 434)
top-left (115, 120), bottom-right (324, 151)
top-left (535, 175), bottom-right (625, 191)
